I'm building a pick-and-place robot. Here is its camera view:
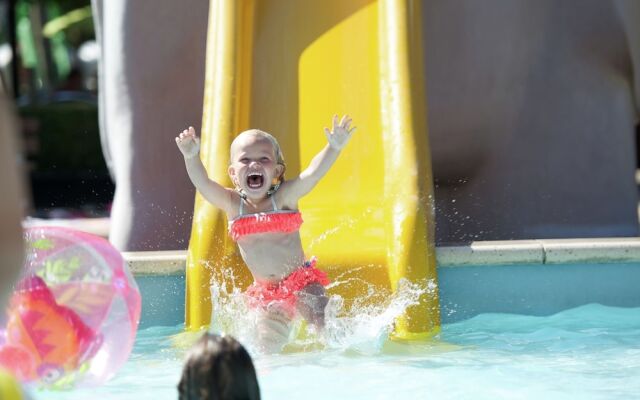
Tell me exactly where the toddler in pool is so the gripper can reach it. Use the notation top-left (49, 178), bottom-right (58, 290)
top-left (176, 115), bottom-right (355, 350)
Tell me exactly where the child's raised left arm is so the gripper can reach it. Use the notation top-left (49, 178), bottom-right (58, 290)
top-left (284, 115), bottom-right (356, 200)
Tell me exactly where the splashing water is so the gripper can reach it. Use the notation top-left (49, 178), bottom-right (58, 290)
top-left (208, 268), bottom-right (438, 355)
top-left (324, 278), bottom-right (438, 354)
top-left (206, 209), bottom-right (438, 354)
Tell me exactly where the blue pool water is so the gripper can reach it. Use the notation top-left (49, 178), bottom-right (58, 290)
top-left (36, 303), bottom-right (640, 399)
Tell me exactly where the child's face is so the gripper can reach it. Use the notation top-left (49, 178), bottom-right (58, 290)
top-left (228, 134), bottom-right (284, 199)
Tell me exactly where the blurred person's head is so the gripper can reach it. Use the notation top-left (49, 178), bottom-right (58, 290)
top-left (178, 333), bottom-right (260, 400)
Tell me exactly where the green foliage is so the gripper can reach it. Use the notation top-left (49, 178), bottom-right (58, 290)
top-left (12, 1), bottom-right (94, 90)
top-left (43, 6), bottom-right (92, 38)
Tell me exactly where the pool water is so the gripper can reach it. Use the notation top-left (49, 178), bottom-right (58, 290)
top-left (36, 303), bottom-right (640, 399)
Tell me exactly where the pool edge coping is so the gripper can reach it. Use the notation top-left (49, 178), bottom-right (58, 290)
top-left (125, 237), bottom-right (640, 276)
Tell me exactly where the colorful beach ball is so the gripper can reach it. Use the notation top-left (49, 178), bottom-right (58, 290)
top-left (0, 227), bottom-right (141, 389)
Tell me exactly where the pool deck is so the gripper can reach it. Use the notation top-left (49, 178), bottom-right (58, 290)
top-left (124, 238), bottom-right (640, 276)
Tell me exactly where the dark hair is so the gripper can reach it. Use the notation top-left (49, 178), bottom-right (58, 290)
top-left (178, 333), bottom-right (261, 400)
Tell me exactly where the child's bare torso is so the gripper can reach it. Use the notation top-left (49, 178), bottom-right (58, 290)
top-left (227, 190), bottom-right (307, 283)
top-left (235, 231), bottom-right (306, 283)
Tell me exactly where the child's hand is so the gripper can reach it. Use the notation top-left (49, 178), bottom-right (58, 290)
top-left (175, 126), bottom-right (201, 159)
top-left (324, 114), bottom-right (356, 150)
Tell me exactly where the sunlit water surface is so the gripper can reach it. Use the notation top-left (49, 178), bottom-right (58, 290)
top-left (34, 303), bottom-right (640, 400)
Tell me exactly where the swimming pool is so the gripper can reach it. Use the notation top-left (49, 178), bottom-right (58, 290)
top-left (34, 239), bottom-right (640, 399)
top-left (37, 303), bottom-right (640, 399)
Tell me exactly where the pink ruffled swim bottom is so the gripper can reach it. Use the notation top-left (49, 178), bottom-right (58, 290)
top-left (245, 257), bottom-right (330, 311)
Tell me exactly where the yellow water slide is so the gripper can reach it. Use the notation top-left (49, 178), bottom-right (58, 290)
top-left (186, 0), bottom-right (440, 340)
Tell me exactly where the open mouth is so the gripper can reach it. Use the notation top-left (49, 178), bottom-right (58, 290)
top-left (246, 172), bottom-right (264, 189)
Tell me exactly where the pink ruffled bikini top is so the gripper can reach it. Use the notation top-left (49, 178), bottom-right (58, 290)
top-left (228, 195), bottom-right (303, 241)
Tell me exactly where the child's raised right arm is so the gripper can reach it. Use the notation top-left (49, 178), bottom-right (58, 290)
top-left (176, 127), bottom-right (232, 212)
